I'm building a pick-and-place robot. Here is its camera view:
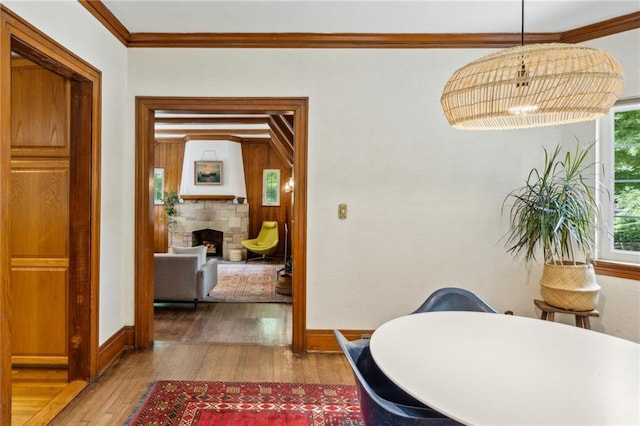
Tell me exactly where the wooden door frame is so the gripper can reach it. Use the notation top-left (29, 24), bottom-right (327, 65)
top-left (0, 5), bottom-right (101, 422)
top-left (134, 97), bottom-right (308, 352)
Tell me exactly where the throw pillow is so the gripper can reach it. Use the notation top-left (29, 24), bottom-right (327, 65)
top-left (169, 245), bottom-right (207, 266)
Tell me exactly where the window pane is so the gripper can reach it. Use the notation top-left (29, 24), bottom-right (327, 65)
top-left (266, 173), bottom-right (278, 202)
top-left (262, 169), bottom-right (280, 206)
top-left (154, 168), bottom-right (164, 205)
top-left (613, 110), bottom-right (640, 252)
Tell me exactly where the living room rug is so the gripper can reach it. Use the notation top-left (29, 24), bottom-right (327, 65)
top-left (126, 380), bottom-right (363, 426)
top-left (208, 263), bottom-right (292, 303)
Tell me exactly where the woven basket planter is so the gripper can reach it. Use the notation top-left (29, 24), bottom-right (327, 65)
top-left (276, 273), bottom-right (292, 295)
top-left (540, 263), bottom-right (600, 311)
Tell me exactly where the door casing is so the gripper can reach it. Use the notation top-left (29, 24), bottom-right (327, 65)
top-left (134, 97), bottom-right (308, 352)
top-left (0, 6), bottom-right (101, 422)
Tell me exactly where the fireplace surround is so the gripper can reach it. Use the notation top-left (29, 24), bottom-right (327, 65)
top-left (192, 228), bottom-right (223, 257)
top-left (170, 199), bottom-right (248, 260)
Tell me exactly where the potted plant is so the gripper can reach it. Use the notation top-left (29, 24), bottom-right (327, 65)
top-left (162, 190), bottom-right (181, 246)
top-left (502, 142), bottom-right (602, 311)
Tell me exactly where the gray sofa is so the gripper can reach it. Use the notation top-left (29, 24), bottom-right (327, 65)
top-left (154, 253), bottom-right (218, 306)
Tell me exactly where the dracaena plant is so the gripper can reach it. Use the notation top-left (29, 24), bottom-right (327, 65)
top-left (502, 142), bottom-right (602, 265)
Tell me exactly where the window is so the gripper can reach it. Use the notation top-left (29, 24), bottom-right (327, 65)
top-left (262, 169), bottom-right (281, 206)
top-left (597, 99), bottom-right (640, 264)
top-left (154, 168), bottom-right (164, 205)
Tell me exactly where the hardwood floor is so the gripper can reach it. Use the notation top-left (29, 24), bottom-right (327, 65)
top-left (47, 302), bottom-right (352, 424)
top-left (154, 302), bottom-right (292, 345)
top-left (49, 343), bottom-right (353, 424)
top-left (11, 369), bottom-right (85, 426)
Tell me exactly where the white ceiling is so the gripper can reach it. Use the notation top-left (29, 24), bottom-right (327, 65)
top-left (102, 0), bottom-right (640, 34)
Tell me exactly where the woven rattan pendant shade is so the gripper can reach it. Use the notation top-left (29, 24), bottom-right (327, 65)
top-left (440, 43), bottom-right (624, 130)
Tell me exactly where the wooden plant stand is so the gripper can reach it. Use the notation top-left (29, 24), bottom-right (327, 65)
top-left (534, 299), bottom-right (599, 329)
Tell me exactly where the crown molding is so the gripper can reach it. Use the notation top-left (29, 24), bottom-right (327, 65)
top-left (560, 11), bottom-right (640, 43)
top-left (79, 0), bottom-right (639, 49)
top-left (128, 32), bottom-right (561, 49)
top-left (78, 0), bottom-right (130, 46)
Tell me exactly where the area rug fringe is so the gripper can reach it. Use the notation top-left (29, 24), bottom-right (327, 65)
top-left (126, 380), bottom-right (363, 426)
top-left (124, 381), bottom-right (158, 426)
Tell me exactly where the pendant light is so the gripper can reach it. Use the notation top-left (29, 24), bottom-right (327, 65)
top-left (440, 0), bottom-right (624, 130)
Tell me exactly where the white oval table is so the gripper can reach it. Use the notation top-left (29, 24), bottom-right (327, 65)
top-left (369, 311), bottom-right (639, 425)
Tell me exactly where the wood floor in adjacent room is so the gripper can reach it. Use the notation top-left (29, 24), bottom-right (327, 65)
top-left (46, 302), bottom-right (353, 424)
top-left (154, 302), bottom-right (293, 345)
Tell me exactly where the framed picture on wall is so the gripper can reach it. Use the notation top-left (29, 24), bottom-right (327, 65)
top-left (194, 161), bottom-right (223, 185)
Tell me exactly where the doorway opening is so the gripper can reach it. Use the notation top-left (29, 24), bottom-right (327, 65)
top-left (135, 97), bottom-right (308, 352)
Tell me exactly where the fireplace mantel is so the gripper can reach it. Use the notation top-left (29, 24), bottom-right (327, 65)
top-left (180, 194), bottom-right (235, 201)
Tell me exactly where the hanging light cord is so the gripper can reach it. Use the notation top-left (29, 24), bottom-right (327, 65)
top-left (516, 0), bottom-right (528, 87)
top-left (521, 0), bottom-right (525, 46)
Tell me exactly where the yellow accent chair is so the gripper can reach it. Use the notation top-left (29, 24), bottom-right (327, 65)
top-left (241, 221), bottom-right (279, 260)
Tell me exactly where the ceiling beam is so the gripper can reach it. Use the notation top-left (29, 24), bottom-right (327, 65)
top-left (155, 135), bottom-right (272, 144)
top-left (155, 128), bottom-right (270, 137)
top-left (154, 116), bottom-right (270, 125)
top-left (269, 116), bottom-right (293, 148)
top-left (268, 130), bottom-right (294, 168)
top-left (268, 117), bottom-right (294, 167)
top-left (272, 115), bottom-right (294, 143)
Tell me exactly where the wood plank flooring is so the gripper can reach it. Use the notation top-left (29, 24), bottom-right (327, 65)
top-left (12, 369), bottom-right (67, 425)
top-left (49, 343), bottom-right (353, 424)
top-left (154, 302), bottom-right (292, 345)
top-left (45, 302), bottom-right (352, 424)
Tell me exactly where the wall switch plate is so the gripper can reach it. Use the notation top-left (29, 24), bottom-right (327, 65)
top-left (338, 203), bottom-right (347, 220)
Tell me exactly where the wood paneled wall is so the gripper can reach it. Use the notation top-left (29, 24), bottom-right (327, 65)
top-left (242, 141), bottom-right (292, 257)
top-left (153, 140), bottom-right (185, 253)
top-left (153, 140), bottom-right (292, 256)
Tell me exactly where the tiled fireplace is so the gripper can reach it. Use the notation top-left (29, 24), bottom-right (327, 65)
top-left (170, 199), bottom-right (248, 260)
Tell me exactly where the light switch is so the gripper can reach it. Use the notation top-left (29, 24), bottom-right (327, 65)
top-left (338, 203), bottom-right (347, 220)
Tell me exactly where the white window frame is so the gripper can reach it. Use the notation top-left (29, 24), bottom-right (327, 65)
top-left (596, 99), bottom-right (640, 264)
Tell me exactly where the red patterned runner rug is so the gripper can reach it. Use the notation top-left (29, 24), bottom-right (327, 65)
top-left (126, 381), bottom-right (363, 426)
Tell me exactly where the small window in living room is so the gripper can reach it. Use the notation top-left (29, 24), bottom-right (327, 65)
top-left (154, 168), bottom-right (164, 205)
top-left (597, 99), bottom-right (640, 264)
top-left (263, 169), bottom-right (281, 206)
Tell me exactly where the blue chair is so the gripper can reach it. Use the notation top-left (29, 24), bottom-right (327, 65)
top-left (411, 287), bottom-right (497, 314)
top-left (333, 329), bottom-right (460, 425)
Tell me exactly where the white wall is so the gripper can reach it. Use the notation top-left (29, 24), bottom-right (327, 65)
top-left (3, 1), bottom-right (131, 345)
top-left (180, 141), bottom-right (247, 198)
top-left (127, 30), bottom-right (639, 343)
top-left (586, 29), bottom-right (640, 99)
top-left (4, 0), bottom-right (637, 347)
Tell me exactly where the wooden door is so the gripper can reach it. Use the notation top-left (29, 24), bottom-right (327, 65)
top-left (10, 57), bottom-right (70, 367)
